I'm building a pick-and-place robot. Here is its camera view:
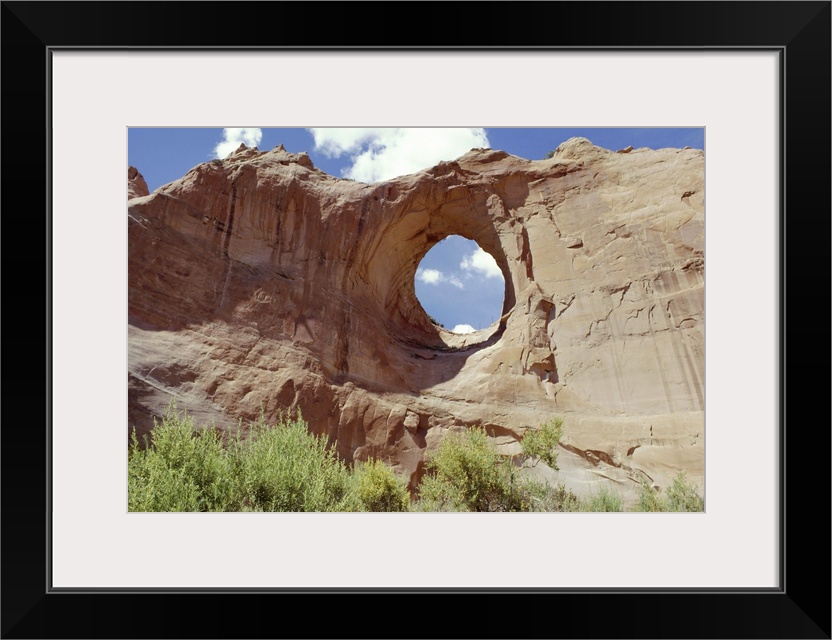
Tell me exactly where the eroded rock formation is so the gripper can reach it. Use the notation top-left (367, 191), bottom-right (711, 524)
top-left (128, 139), bottom-right (704, 499)
top-left (128, 166), bottom-right (149, 199)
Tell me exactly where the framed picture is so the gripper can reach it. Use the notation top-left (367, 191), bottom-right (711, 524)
top-left (4, 1), bottom-right (828, 638)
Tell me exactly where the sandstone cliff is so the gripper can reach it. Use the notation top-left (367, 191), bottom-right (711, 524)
top-left (128, 165), bottom-right (149, 199)
top-left (128, 139), bottom-right (704, 500)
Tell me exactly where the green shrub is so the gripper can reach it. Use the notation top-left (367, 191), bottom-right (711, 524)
top-left (521, 418), bottom-right (563, 470)
top-left (233, 413), bottom-right (351, 512)
top-left (128, 406), bottom-right (703, 514)
top-left (350, 459), bottom-right (411, 512)
top-left (128, 446), bottom-right (202, 512)
top-left (634, 481), bottom-right (666, 512)
top-left (416, 427), bottom-right (526, 512)
top-left (581, 485), bottom-right (624, 512)
top-left (665, 471), bottom-right (704, 512)
top-left (128, 407), bottom-right (236, 512)
top-left (129, 405), bottom-right (354, 512)
top-left (633, 472), bottom-right (704, 512)
top-left (523, 480), bottom-right (581, 512)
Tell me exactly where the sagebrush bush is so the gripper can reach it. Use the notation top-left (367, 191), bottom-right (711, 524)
top-left (521, 418), bottom-right (563, 470)
top-left (129, 406), bottom-right (703, 513)
top-left (128, 408), bottom-right (235, 512)
top-left (416, 427), bottom-right (527, 512)
top-left (523, 480), bottom-right (582, 512)
top-left (635, 481), bottom-right (665, 512)
top-left (581, 486), bottom-right (624, 512)
top-left (665, 471), bottom-right (705, 512)
top-left (633, 472), bottom-right (704, 512)
top-left (232, 413), bottom-right (352, 512)
top-left (351, 459), bottom-right (411, 512)
top-left (129, 405), bottom-right (355, 512)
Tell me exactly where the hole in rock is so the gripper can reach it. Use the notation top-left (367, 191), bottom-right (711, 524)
top-left (414, 235), bottom-right (505, 335)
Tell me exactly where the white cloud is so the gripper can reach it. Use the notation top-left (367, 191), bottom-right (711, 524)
top-left (416, 268), bottom-right (463, 289)
top-left (460, 247), bottom-right (502, 279)
top-left (214, 128), bottom-right (263, 158)
top-left (451, 324), bottom-right (476, 334)
top-left (308, 128), bottom-right (383, 157)
top-left (417, 268), bottom-right (442, 284)
top-left (307, 128), bottom-right (490, 182)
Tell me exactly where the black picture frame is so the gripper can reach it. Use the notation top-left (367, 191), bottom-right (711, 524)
top-left (2, 2), bottom-right (829, 638)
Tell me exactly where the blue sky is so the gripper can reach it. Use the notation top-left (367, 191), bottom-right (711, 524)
top-left (129, 127), bottom-right (703, 333)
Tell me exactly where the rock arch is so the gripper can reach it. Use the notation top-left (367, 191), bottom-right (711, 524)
top-left (128, 139), bottom-right (705, 492)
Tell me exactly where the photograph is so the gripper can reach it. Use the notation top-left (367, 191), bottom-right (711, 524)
top-left (3, 0), bottom-right (827, 635)
top-left (127, 127), bottom-right (705, 514)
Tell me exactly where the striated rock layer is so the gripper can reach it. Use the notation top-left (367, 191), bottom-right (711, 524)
top-left (128, 139), bottom-right (704, 499)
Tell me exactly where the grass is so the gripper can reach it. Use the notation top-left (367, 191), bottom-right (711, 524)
top-left (129, 405), bottom-right (704, 513)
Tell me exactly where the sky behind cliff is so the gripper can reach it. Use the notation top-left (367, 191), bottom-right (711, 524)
top-left (128, 127), bottom-right (704, 333)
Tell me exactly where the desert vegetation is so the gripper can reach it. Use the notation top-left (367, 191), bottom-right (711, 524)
top-left (128, 405), bottom-right (703, 513)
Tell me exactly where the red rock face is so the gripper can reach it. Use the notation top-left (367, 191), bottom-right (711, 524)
top-left (128, 166), bottom-right (149, 199)
top-left (128, 139), bottom-right (704, 494)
